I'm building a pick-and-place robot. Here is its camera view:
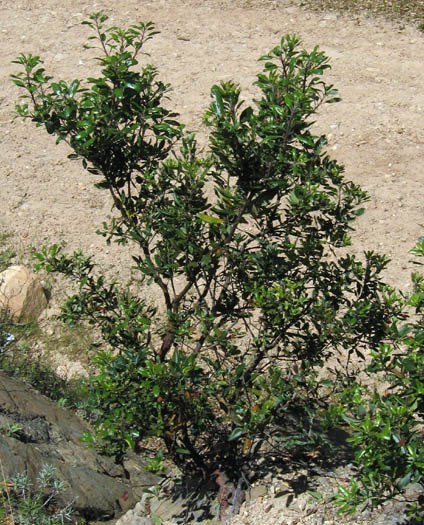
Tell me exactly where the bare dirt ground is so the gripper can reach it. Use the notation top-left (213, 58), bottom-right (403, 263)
top-left (0, 0), bottom-right (423, 523)
top-left (1, 0), bottom-right (423, 291)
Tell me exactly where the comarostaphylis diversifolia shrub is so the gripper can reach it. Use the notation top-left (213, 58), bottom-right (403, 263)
top-left (12, 10), bottom-right (405, 498)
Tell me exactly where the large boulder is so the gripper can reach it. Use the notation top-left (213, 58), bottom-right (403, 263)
top-left (0, 265), bottom-right (47, 322)
top-left (0, 371), bottom-right (159, 523)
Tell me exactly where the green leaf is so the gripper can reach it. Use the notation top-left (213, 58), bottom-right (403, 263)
top-left (282, 94), bottom-right (293, 107)
top-left (353, 208), bottom-right (365, 216)
top-left (398, 472), bottom-right (413, 490)
top-left (125, 435), bottom-right (135, 449)
top-left (11, 78), bottom-right (26, 88)
top-left (211, 85), bottom-right (224, 116)
top-left (341, 414), bottom-right (359, 426)
top-left (307, 490), bottom-right (323, 500)
top-left (198, 213), bottom-right (224, 225)
top-left (153, 385), bottom-right (160, 397)
top-left (240, 107), bottom-right (253, 123)
top-left (152, 514), bottom-right (162, 525)
top-left (298, 135), bottom-right (315, 147)
top-left (228, 427), bottom-right (245, 441)
top-left (289, 190), bottom-right (300, 205)
top-left (69, 79), bottom-right (80, 97)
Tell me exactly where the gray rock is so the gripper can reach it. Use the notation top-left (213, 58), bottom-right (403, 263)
top-left (404, 482), bottom-right (424, 499)
top-left (0, 371), bottom-right (159, 523)
top-left (116, 477), bottom-right (222, 525)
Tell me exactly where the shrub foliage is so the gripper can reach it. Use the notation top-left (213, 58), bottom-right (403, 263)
top-left (13, 12), bottom-right (421, 515)
top-left (332, 237), bottom-right (424, 518)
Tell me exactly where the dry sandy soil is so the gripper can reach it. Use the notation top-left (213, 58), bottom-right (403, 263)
top-left (0, 0), bottom-right (423, 523)
top-left (1, 0), bottom-right (423, 291)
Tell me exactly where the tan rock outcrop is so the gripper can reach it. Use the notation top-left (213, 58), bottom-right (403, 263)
top-left (0, 265), bottom-right (47, 322)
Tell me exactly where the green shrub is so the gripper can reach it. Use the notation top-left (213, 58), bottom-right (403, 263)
top-left (332, 236), bottom-right (424, 519)
top-left (11, 11), bottom-right (401, 488)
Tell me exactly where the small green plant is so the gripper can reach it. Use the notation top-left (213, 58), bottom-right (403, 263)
top-left (0, 422), bottom-right (24, 438)
top-left (12, 11), bottom-right (401, 490)
top-left (145, 449), bottom-right (166, 474)
top-left (0, 463), bottom-right (75, 524)
top-left (418, 21), bottom-right (424, 32)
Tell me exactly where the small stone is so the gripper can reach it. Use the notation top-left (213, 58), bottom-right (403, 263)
top-left (249, 484), bottom-right (268, 500)
top-left (404, 482), bottom-right (424, 499)
top-left (0, 265), bottom-right (47, 322)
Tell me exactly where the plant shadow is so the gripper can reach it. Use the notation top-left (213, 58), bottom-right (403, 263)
top-left (140, 425), bottom-right (357, 524)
